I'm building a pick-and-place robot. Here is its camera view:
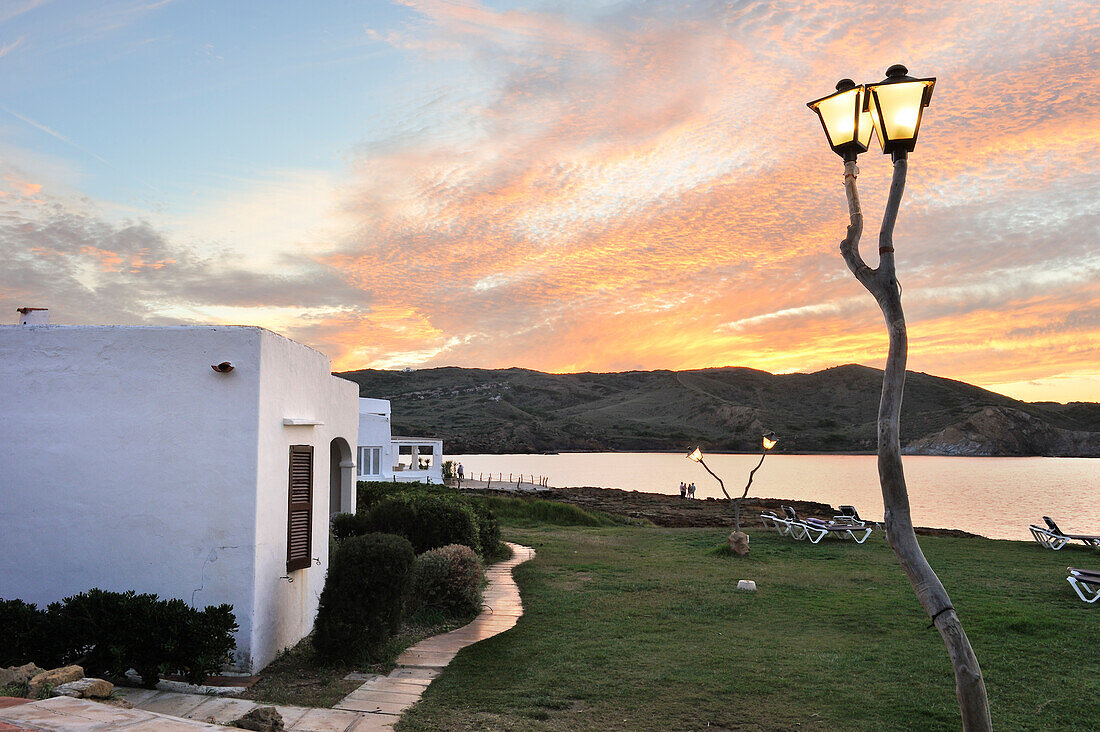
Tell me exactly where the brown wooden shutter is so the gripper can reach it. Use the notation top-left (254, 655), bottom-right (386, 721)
top-left (286, 445), bottom-right (314, 572)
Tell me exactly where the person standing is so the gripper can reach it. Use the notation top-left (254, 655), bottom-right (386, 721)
top-left (680, 481), bottom-right (687, 498)
top-left (688, 482), bottom-right (696, 499)
top-left (457, 462), bottom-right (464, 486)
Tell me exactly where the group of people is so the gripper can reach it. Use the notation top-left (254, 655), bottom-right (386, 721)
top-left (679, 481), bottom-right (697, 499)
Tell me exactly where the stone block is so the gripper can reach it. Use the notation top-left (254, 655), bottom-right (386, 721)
top-left (52, 678), bottom-right (114, 699)
top-left (231, 705), bottom-right (284, 731)
top-left (27, 665), bottom-right (83, 698)
top-left (0, 663), bottom-right (46, 686)
top-left (736, 579), bottom-right (757, 592)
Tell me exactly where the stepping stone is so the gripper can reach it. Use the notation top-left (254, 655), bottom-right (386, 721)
top-left (287, 706), bottom-right (363, 731)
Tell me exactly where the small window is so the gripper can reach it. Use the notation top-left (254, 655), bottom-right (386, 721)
top-left (287, 445), bottom-right (313, 572)
top-left (416, 445), bottom-right (434, 470)
top-left (358, 447), bottom-right (382, 477)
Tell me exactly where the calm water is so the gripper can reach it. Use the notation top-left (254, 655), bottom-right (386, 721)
top-left (448, 453), bottom-right (1100, 541)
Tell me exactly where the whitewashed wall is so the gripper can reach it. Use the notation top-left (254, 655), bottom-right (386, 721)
top-left (0, 325), bottom-right (262, 668)
top-left (0, 325), bottom-right (358, 673)
top-left (252, 331), bottom-right (358, 671)
top-left (358, 398), bottom-right (394, 481)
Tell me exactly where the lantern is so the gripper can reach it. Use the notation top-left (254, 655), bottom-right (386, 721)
top-left (865, 64), bottom-right (935, 157)
top-left (806, 79), bottom-right (874, 161)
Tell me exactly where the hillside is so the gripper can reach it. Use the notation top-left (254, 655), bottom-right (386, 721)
top-left (335, 365), bottom-right (1100, 457)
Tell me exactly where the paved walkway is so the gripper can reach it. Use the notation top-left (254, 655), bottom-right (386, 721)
top-left (0, 543), bottom-right (534, 732)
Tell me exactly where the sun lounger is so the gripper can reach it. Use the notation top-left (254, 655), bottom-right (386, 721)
top-left (803, 517), bottom-right (874, 544)
top-left (761, 510), bottom-right (797, 537)
top-left (776, 506), bottom-right (873, 544)
top-left (781, 506), bottom-right (814, 541)
top-left (1029, 516), bottom-right (1100, 551)
top-left (833, 505), bottom-right (880, 526)
top-left (760, 510), bottom-right (784, 532)
top-left (1067, 567), bottom-right (1100, 603)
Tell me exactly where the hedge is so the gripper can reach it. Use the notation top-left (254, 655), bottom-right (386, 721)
top-left (0, 590), bottom-right (237, 687)
top-left (312, 532), bottom-right (415, 663)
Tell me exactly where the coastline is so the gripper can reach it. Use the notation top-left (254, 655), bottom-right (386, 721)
top-left (467, 484), bottom-right (982, 538)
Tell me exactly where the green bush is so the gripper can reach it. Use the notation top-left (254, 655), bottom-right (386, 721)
top-left (356, 481), bottom-right (404, 514)
top-left (0, 590), bottom-right (237, 687)
top-left (409, 544), bottom-right (483, 617)
top-left (0, 599), bottom-right (65, 668)
top-left (472, 501), bottom-right (502, 556)
top-left (367, 494), bottom-right (481, 555)
top-left (365, 497), bottom-right (419, 542)
top-left (312, 533), bottom-right (415, 664)
top-left (332, 512), bottom-right (372, 541)
top-left (354, 482), bottom-right (503, 556)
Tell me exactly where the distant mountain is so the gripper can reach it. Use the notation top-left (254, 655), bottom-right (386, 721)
top-left (335, 364), bottom-right (1100, 457)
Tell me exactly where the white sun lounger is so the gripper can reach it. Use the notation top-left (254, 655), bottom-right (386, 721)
top-left (804, 517), bottom-right (874, 544)
top-left (1029, 516), bottom-right (1100, 551)
top-left (761, 511), bottom-right (797, 537)
top-left (1067, 567), bottom-right (1100, 603)
top-left (777, 506), bottom-right (872, 544)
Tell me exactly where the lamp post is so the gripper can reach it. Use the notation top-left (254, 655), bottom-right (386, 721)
top-left (807, 65), bottom-right (990, 730)
top-left (687, 431), bottom-right (777, 555)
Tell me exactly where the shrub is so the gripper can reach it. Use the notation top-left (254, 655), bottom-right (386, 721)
top-left (441, 460), bottom-right (456, 485)
top-left (0, 599), bottom-right (64, 668)
top-left (472, 501), bottom-right (502, 556)
top-left (56, 589), bottom-right (237, 687)
top-left (331, 512), bottom-right (372, 542)
top-left (356, 481), bottom-right (405, 514)
top-left (409, 544), bottom-right (483, 617)
top-left (312, 533), bottom-right (415, 664)
top-left (366, 494), bottom-right (481, 555)
top-left (0, 591), bottom-right (236, 687)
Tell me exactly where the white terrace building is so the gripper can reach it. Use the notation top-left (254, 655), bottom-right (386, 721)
top-left (0, 312), bottom-right (359, 673)
top-left (357, 398), bottom-right (443, 485)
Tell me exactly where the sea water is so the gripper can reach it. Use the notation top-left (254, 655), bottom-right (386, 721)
top-left (447, 453), bottom-right (1099, 541)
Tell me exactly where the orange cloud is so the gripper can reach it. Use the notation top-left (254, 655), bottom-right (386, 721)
top-left (300, 0), bottom-right (1100, 403)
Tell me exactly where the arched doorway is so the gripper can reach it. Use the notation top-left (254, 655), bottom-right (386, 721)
top-left (329, 437), bottom-right (355, 516)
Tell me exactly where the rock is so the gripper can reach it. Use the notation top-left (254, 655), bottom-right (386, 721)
top-left (27, 665), bottom-right (83, 698)
top-left (728, 530), bottom-right (750, 555)
top-left (736, 579), bottom-right (757, 592)
top-left (95, 696), bottom-right (134, 709)
top-left (0, 663), bottom-right (47, 686)
top-left (51, 678), bottom-right (114, 699)
top-left (232, 706), bottom-right (285, 731)
top-left (904, 406), bottom-right (1100, 457)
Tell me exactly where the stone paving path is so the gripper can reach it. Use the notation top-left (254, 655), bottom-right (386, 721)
top-left (332, 543), bottom-right (535, 722)
top-left (0, 543), bottom-right (534, 732)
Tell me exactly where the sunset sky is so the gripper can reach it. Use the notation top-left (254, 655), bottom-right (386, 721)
top-left (2, 1), bottom-right (1098, 402)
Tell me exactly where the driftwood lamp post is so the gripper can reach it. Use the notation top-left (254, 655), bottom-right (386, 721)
top-left (687, 431), bottom-right (777, 555)
top-left (807, 65), bottom-right (992, 730)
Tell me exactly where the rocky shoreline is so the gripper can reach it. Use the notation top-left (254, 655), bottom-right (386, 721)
top-left (481, 485), bottom-right (981, 538)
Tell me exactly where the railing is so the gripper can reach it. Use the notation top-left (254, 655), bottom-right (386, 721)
top-left (456, 472), bottom-right (550, 490)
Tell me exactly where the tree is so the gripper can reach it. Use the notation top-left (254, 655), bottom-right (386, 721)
top-left (838, 157), bottom-right (991, 729)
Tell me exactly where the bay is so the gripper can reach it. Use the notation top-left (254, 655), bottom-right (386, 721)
top-left (448, 452), bottom-right (1099, 541)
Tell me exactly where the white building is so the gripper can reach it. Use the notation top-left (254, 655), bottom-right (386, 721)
top-left (0, 314), bottom-right (359, 673)
top-left (356, 398), bottom-right (444, 485)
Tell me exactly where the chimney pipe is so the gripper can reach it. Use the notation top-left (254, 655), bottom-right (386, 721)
top-left (17, 307), bottom-right (49, 325)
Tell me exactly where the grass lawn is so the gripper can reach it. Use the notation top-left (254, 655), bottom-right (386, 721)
top-left (397, 523), bottom-right (1100, 731)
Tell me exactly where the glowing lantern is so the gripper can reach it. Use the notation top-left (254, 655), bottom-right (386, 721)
top-left (687, 447), bottom-right (703, 463)
top-left (806, 79), bottom-right (875, 161)
top-left (865, 64), bottom-right (936, 157)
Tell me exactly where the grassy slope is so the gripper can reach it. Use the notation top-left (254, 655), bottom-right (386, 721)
top-left (336, 364), bottom-right (1100, 454)
top-left (397, 524), bottom-right (1100, 731)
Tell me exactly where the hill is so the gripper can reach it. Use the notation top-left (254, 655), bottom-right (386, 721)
top-left (335, 364), bottom-right (1100, 456)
